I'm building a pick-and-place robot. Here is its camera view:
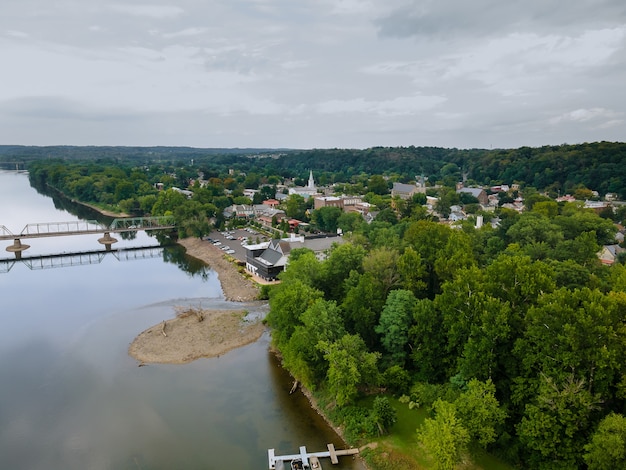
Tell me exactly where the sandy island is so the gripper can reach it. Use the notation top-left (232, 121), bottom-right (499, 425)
top-left (129, 237), bottom-right (266, 364)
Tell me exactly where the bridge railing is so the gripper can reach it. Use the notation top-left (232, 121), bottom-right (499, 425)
top-left (0, 217), bottom-right (176, 240)
top-left (21, 220), bottom-right (106, 236)
top-left (109, 216), bottom-right (176, 230)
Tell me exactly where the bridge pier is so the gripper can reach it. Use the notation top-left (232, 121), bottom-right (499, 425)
top-left (98, 232), bottom-right (118, 251)
top-left (6, 239), bottom-right (30, 259)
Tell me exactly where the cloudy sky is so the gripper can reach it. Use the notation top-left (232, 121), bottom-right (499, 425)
top-left (1, 1), bottom-right (625, 149)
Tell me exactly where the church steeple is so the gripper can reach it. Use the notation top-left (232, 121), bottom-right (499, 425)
top-left (308, 170), bottom-right (315, 189)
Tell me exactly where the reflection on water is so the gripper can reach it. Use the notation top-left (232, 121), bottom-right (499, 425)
top-left (0, 171), bottom-right (364, 470)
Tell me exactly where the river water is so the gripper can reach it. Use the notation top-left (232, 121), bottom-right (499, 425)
top-left (0, 171), bottom-right (363, 470)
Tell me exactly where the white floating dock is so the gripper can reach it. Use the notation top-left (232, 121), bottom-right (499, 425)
top-left (268, 444), bottom-right (359, 469)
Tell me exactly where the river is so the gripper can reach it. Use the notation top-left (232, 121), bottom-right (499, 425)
top-left (0, 170), bottom-right (363, 470)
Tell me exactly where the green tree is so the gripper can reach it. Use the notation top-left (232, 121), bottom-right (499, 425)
top-left (174, 200), bottom-right (212, 237)
top-left (366, 224), bottom-right (402, 250)
top-left (151, 188), bottom-right (188, 216)
top-left (368, 174), bottom-right (389, 195)
top-left (312, 206), bottom-right (342, 233)
top-left (397, 246), bottom-right (427, 297)
top-left (114, 180), bottom-right (136, 202)
top-left (403, 220), bottom-right (453, 297)
top-left (517, 374), bottom-right (601, 469)
top-left (285, 194), bottom-right (307, 220)
top-left (362, 246), bottom-right (401, 297)
top-left (375, 289), bottom-right (417, 367)
top-left (435, 268), bottom-right (512, 381)
top-left (283, 299), bottom-right (346, 387)
top-left (341, 271), bottom-right (386, 349)
top-left (505, 211), bottom-right (564, 251)
top-left (584, 413), bottom-right (626, 470)
top-left (371, 396), bottom-right (397, 435)
top-left (320, 242), bottom-right (366, 301)
top-left (409, 298), bottom-right (446, 382)
top-left (531, 200), bottom-right (559, 218)
top-left (417, 399), bottom-right (469, 470)
top-left (554, 210), bottom-right (617, 245)
top-left (266, 279), bottom-right (323, 348)
top-left (337, 211), bottom-right (365, 233)
top-left (433, 230), bottom-right (476, 284)
top-left (513, 287), bottom-right (625, 403)
top-left (454, 379), bottom-right (506, 448)
top-left (278, 248), bottom-right (322, 287)
top-left (319, 334), bottom-right (380, 406)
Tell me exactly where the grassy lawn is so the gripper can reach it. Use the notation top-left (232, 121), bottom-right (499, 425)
top-left (357, 397), bottom-right (514, 470)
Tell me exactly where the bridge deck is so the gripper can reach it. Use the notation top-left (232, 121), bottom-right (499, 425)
top-left (0, 217), bottom-right (175, 241)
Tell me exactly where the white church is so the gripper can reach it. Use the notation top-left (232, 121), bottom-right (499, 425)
top-left (288, 170), bottom-right (318, 199)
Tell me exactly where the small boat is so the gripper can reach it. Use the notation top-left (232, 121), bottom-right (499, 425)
top-left (290, 455), bottom-right (322, 470)
top-left (309, 455), bottom-right (322, 469)
top-left (290, 458), bottom-right (307, 470)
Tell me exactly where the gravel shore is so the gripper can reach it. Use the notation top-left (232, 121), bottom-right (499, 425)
top-left (128, 237), bottom-right (265, 364)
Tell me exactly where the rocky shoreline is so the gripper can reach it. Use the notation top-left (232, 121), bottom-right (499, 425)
top-left (177, 236), bottom-right (261, 301)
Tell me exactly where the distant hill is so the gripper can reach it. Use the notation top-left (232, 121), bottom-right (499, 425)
top-left (1, 142), bottom-right (624, 198)
top-left (0, 145), bottom-right (293, 161)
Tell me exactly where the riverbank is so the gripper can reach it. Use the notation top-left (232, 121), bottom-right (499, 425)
top-left (128, 237), bottom-right (264, 364)
top-left (177, 237), bottom-right (261, 301)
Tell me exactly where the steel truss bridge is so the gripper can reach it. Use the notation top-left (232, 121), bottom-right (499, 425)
top-left (0, 216), bottom-right (176, 241)
top-left (0, 246), bottom-right (166, 273)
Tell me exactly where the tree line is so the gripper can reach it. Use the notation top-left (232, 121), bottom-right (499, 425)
top-left (7, 141), bottom-right (626, 199)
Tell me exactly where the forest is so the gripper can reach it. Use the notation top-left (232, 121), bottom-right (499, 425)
top-left (17, 144), bottom-right (626, 469)
top-left (4, 141), bottom-right (626, 199)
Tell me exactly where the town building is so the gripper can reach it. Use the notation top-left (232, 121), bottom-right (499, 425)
top-left (456, 187), bottom-right (488, 205)
top-left (288, 170), bottom-right (318, 199)
top-left (391, 182), bottom-right (424, 200)
top-left (245, 234), bottom-right (345, 281)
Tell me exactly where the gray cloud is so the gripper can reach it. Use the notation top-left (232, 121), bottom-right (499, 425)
top-left (375, 0), bottom-right (626, 39)
top-left (0, 0), bottom-right (624, 148)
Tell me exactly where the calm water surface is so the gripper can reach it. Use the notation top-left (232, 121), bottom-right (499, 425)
top-left (0, 171), bottom-right (363, 470)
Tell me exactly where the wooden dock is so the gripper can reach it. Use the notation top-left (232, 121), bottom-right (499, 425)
top-left (268, 444), bottom-right (359, 469)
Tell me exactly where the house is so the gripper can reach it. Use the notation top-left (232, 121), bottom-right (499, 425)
top-left (456, 187), bottom-right (488, 205)
top-left (314, 196), bottom-right (344, 210)
top-left (171, 187), bottom-right (193, 198)
top-left (448, 205), bottom-right (466, 222)
top-left (245, 239), bottom-right (290, 281)
top-left (243, 189), bottom-right (258, 199)
top-left (223, 204), bottom-right (254, 219)
top-left (263, 199), bottom-right (280, 208)
top-left (584, 200), bottom-right (609, 214)
top-left (598, 244), bottom-right (625, 265)
top-left (245, 234), bottom-right (345, 280)
top-left (391, 182), bottom-right (423, 200)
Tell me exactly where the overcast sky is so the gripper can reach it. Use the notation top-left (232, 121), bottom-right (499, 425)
top-left (1, 1), bottom-right (625, 149)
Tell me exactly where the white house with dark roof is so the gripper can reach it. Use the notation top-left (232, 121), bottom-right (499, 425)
top-left (244, 234), bottom-right (345, 280)
top-left (598, 244), bottom-right (625, 265)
